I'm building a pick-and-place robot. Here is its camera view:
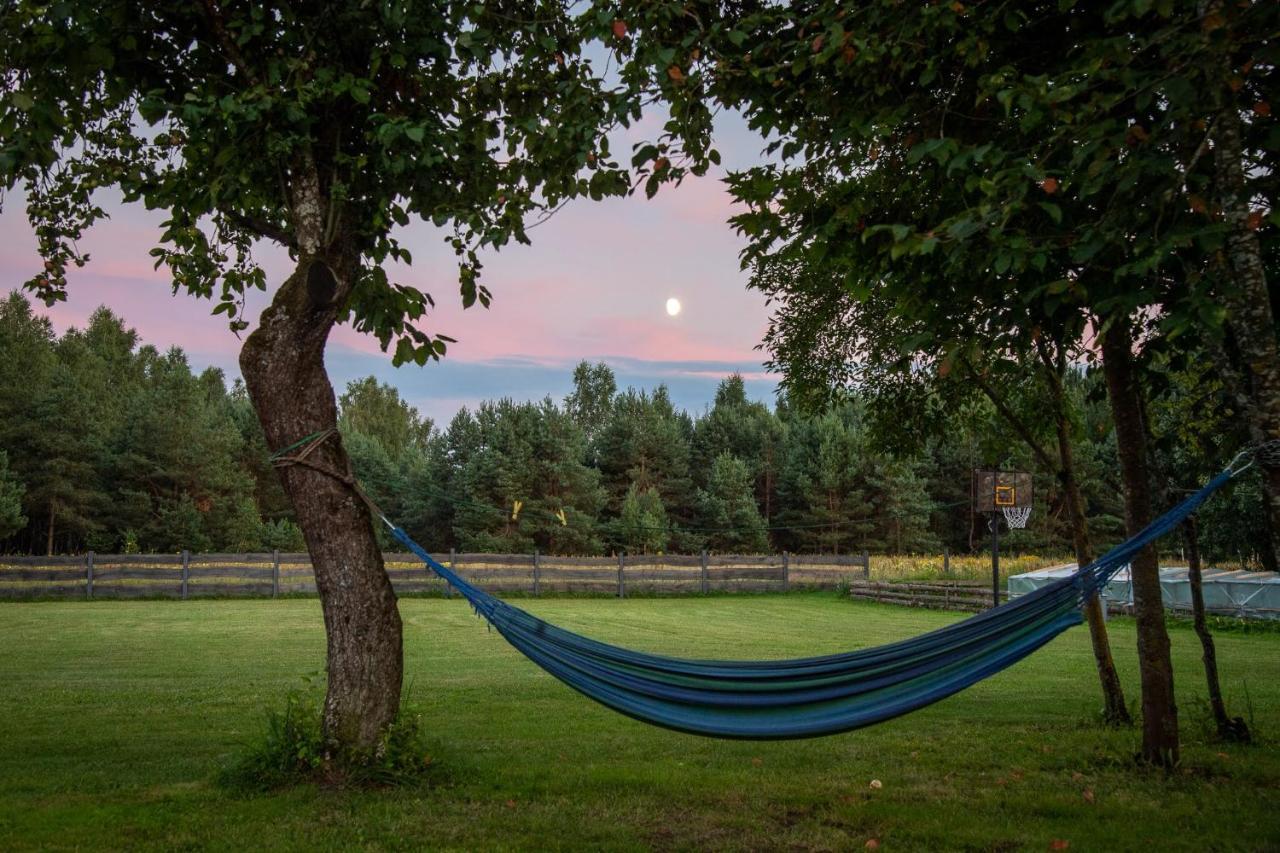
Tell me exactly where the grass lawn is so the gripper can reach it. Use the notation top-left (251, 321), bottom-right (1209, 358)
top-left (0, 593), bottom-right (1276, 851)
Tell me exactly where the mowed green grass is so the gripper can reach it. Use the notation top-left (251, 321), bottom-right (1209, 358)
top-left (0, 595), bottom-right (1276, 852)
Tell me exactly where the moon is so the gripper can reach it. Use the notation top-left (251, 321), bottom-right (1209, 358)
top-left (666, 297), bottom-right (682, 317)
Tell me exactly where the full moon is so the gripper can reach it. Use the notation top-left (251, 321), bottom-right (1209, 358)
top-left (665, 297), bottom-right (682, 317)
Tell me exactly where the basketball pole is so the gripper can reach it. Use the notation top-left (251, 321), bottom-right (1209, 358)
top-left (990, 514), bottom-right (1000, 608)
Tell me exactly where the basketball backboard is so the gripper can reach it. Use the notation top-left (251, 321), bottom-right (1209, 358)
top-left (972, 470), bottom-right (1032, 513)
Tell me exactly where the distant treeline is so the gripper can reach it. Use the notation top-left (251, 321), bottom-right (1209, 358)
top-left (0, 292), bottom-right (1265, 562)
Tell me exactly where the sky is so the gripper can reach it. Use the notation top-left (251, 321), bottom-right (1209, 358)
top-left (0, 112), bottom-right (779, 427)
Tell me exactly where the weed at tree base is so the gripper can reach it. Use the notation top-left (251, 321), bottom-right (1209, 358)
top-left (219, 692), bottom-right (439, 792)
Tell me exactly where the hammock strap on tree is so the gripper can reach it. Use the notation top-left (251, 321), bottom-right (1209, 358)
top-left (377, 450), bottom-right (1256, 740)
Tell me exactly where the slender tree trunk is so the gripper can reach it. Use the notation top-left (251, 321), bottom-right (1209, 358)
top-left (1214, 104), bottom-right (1280, 571)
top-left (1181, 516), bottom-right (1250, 742)
top-left (45, 503), bottom-right (54, 557)
top-left (1042, 363), bottom-right (1131, 726)
top-left (1206, 329), bottom-right (1280, 572)
top-left (975, 348), bottom-right (1131, 724)
top-left (240, 256), bottom-right (403, 754)
top-left (1100, 317), bottom-right (1179, 766)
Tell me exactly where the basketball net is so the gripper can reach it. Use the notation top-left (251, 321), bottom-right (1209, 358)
top-left (1001, 506), bottom-right (1032, 529)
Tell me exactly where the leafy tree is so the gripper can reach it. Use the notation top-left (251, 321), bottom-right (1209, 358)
top-left (565, 361), bottom-right (617, 455)
top-left (339, 377), bottom-right (432, 459)
top-left (604, 0), bottom-right (1280, 764)
top-left (3, 1), bottom-right (635, 750)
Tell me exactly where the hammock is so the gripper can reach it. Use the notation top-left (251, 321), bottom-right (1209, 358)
top-left (385, 463), bottom-right (1245, 739)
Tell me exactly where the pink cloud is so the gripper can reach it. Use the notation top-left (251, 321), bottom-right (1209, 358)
top-left (1, 120), bottom-right (773, 377)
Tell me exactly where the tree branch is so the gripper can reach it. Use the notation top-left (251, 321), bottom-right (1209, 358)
top-left (959, 354), bottom-right (1059, 471)
top-left (220, 208), bottom-right (297, 249)
top-left (198, 0), bottom-right (261, 86)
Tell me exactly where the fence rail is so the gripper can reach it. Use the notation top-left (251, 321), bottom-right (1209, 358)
top-left (846, 579), bottom-right (1008, 613)
top-left (0, 549), bottom-right (873, 600)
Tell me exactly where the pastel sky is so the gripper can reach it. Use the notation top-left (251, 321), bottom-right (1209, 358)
top-left (0, 112), bottom-right (778, 426)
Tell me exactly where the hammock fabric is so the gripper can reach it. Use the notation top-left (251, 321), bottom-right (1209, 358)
top-left (387, 465), bottom-right (1242, 740)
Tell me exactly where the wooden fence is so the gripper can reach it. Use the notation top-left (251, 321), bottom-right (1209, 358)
top-left (846, 579), bottom-right (1009, 612)
top-left (0, 550), bottom-right (872, 600)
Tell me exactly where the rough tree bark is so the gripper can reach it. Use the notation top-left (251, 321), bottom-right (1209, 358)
top-left (1036, 343), bottom-right (1131, 726)
top-left (1100, 317), bottom-right (1180, 766)
top-left (1181, 516), bottom-right (1250, 742)
top-left (1214, 104), bottom-right (1280, 571)
top-left (238, 161), bottom-right (403, 753)
top-left (240, 259), bottom-right (403, 752)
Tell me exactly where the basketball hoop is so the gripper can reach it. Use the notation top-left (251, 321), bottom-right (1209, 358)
top-left (973, 468), bottom-right (1033, 608)
top-left (1002, 506), bottom-right (1032, 529)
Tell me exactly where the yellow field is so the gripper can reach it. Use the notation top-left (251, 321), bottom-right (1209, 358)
top-left (868, 553), bottom-right (1073, 583)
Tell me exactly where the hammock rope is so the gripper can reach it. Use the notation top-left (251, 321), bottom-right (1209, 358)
top-left (374, 455), bottom-right (1252, 740)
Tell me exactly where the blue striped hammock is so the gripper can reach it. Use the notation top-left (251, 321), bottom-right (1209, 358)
top-left (387, 464), bottom-right (1243, 739)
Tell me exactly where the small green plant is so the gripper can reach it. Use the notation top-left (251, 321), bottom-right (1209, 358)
top-left (220, 689), bottom-right (437, 791)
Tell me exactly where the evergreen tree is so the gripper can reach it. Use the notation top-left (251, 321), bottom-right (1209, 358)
top-left (451, 399), bottom-right (604, 554)
top-left (228, 380), bottom-right (292, 527)
top-left (691, 375), bottom-right (784, 534)
top-left (696, 453), bottom-right (768, 553)
top-left (595, 386), bottom-right (697, 548)
top-left (0, 450), bottom-right (26, 540)
top-left (110, 348), bottom-right (256, 552)
top-left (776, 409), bottom-right (873, 555)
top-left (617, 484), bottom-right (669, 555)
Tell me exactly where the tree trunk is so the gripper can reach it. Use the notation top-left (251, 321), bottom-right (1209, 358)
top-left (1181, 516), bottom-right (1250, 742)
top-left (239, 257), bottom-right (403, 754)
top-left (1042, 361), bottom-right (1131, 726)
top-left (1100, 317), bottom-right (1179, 766)
top-left (976, 344), bottom-right (1132, 725)
top-left (45, 502), bottom-right (54, 557)
top-left (1214, 104), bottom-right (1280, 571)
top-left (1206, 328), bottom-right (1280, 572)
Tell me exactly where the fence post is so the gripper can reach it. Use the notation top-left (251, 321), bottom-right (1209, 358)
top-left (533, 549), bottom-right (540, 597)
top-left (943, 546), bottom-right (950, 576)
top-left (862, 549), bottom-right (870, 580)
top-left (783, 551), bottom-right (790, 592)
top-left (446, 548), bottom-right (455, 598)
top-left (86, 551), bottom-right (94, 600)
top-left (181, 550), bottom-right (189, 600)
top-left (700, 550), bottom-right (709, 595)
top-left (271, 549), bottom-right (280, 598)
top-left (617, 552), bottom-right (626, 598)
